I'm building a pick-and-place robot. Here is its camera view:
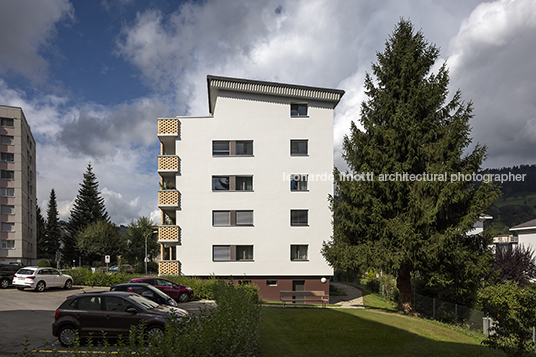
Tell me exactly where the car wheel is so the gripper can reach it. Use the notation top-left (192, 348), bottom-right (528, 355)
top-left (0, 278), bottom-right (9, 289)
top-left (58, 326), bottom-right (77, 347)
top-left (64, 279), bottom-right (73, 290)
top-left (35, 281), bottom-right (46, 292)
top-left (146, 325), bottom-right (164, 341)
top-left (17, 287), bottom-right (25, 291)
top-left (178, 292), bottom-right (189, 303)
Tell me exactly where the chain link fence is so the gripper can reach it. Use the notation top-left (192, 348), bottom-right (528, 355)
top-left (412, 292), bottom-right (485, 332)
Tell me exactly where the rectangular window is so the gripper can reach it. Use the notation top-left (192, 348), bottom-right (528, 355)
top-left (236, 245), bottom-right (254, 260)
top-left (212, 176), bottom-right (230, 191)
top-left (213, 140), bottom-right (253, 156)
top-left (235, 176), bottom-right (253, 191)
top-left (1, 240), bottom-right (15, 249)
top-left (235, 141), bottom-right (253, 155)
top-left (235, 210), bottom-right (254, 226)
top-left (1, 135), bottom-right (13, 145)
top-left (1, 188), bottom-right (14, 197)
top-left (212, 141), bottom-right (230, 156)
top-left (291, 210), bottom-right (308, 226)
top-left (1, 205), bottom-right (14, 214)
top-left (213, 210), bottom-right (254, 226)
top-left (291, 103), bottom-right (308, 117)
top-left (291, 245), bottom-right (308, 261)
top-left (213, 211), bottom-right (231, 226)
top-left (1, 170), bottom-right (14, 179)
top-left (213, 245), bottom-right (254, 261)
top-left (213, 245), bottom-right (231, 261)
top-left (2, 223), bottom-right (15, 232)
top-left (212, 176), bottom-right (253, 191)
top-left (1, 153), bottom-right (14, 162)
top-left (266, 280), bottom-right (278, 287)
top-left (290, 140), bottom-right (308, 156)
top-left (290, 174), bottom-right (308, 191)
top-left (1, 118), bottom-right (14, 127)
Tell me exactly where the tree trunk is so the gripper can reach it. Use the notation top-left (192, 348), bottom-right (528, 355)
top-left (397, 265), bottom-right (413, 314)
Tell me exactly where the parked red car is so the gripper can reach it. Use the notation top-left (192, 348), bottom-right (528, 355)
top-left (128, 277), bottom-right (194, 302)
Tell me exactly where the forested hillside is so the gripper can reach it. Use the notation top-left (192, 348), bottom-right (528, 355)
top-left (481, 165), bottom-right (536, 234)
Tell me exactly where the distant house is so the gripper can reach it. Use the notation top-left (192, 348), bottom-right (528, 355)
top-left (469, 215), bottom-right (493, 236)
top-left (510, 219), bottom-right (536, 249)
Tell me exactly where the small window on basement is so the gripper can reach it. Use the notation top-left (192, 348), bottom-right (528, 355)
top-left (291, 104), bottom-right (308, 117)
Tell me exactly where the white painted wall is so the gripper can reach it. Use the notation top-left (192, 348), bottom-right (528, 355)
top-left (174, 90), bottom-right (334, 277)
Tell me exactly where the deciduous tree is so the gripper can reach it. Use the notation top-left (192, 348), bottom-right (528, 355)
top-left (123, 216), bottom-right (158, 265)
top-left (76, 220), bottom-right (126, 265)
top-left (322, 19), bottom-right (498, 313)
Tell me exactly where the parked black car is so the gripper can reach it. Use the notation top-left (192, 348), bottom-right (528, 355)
top-left (0, 264), bottom-right (21, 289)
top-left (52, 291), bottom-right (188, 346)
top-left (110, 283), bottom-right (178, 307)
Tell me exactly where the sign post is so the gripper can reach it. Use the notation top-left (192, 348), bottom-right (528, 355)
top-left (105, 255), bottom-right (110, 272)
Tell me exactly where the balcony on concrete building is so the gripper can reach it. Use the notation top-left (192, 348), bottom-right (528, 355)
top-left (158, 155), bottom-right (180, 182)
top-left (158, 189), bottom-right (180, 221)
top-left (157, 225), bottom-right (181, 244)
top-left (158, 119), bottom-right (180, 156)
top-left (158, 260), bottom-right (180, 275)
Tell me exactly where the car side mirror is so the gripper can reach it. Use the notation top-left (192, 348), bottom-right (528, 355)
top-left (126, 307), bottom-right (137, 314)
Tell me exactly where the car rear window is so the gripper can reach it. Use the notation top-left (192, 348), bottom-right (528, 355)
top-left (17, 269), bottom-right (35, 275)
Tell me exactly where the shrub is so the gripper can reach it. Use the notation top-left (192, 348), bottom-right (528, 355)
top-left (36, 258), bottom-right (51, 267)
top-left (479, 281), bottom-right (536, 356)
top-left (20, 279), bottom-right (262, 357)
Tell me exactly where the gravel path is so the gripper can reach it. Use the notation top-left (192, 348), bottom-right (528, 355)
top-left (329, 282), bottom-right (365, 309)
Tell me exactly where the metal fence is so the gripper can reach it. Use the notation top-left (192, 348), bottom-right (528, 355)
top-left (412, 293), bottom-right (485, 332)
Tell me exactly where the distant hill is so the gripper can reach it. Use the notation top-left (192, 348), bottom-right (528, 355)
top-left (479, 165), bottom-right (536, 234)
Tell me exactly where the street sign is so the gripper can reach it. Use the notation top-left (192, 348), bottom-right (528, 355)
top-left (144, 257), bottom-right (150, 263)
top-left (105, 255), bottom-right (110, 264)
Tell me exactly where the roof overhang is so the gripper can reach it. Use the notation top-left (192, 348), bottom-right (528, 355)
top-left (206, 75), bottom-right (345, 115)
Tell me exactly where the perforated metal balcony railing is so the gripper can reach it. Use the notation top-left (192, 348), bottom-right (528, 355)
top-left (157, 225), bottom-right (180, 243)
top-left (159, 260), bottom-right (180, 275)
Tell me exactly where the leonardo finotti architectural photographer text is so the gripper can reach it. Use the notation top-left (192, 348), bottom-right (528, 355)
top-left (283, 172), bottom-right (527, 184)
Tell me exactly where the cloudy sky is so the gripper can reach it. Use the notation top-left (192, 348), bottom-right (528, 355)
top-left (1, 0), bottom-right (535, 225)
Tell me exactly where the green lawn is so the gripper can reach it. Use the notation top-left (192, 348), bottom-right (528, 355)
top-left (259, 307), bottom-right (505, 357)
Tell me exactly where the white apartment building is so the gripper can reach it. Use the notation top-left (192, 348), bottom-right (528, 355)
top-left (0, 105), bottom-right (37, 265)
top-left (157, 75), bottom-right (344, 301)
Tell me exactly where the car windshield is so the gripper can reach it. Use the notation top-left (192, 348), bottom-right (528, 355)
top-left (126, 294), bottom-right (160, 309)
top-left (17, 269), bottom-right (35, 275)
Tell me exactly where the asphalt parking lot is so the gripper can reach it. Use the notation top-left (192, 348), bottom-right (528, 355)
top-left (0, 285), bottom-right (209, 355)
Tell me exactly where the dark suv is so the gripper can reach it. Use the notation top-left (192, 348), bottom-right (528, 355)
top-left (110, 283), bottom-right (178, 307)
top-left (52, 291), bottom-right (188, 346)
top-left (0, 264), bottom-right (21, 289)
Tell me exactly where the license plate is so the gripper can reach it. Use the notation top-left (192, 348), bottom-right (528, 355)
top-left (18, 277), bottom-right (25, 280)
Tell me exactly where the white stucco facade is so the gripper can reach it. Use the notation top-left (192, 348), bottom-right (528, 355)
top-left (156, 76), bottom-right (344, 300)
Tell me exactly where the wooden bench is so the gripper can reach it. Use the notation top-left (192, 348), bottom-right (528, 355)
top-left (280, 291), bottom-right (328, 308)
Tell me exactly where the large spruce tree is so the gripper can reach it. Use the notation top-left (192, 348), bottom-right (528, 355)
top-left (45, 189), bottom-right (62, 260)
top-left (36, 203), bottom-right (48, 259)
top-left (322, 20), bottom-right (498, 313)
top-left (64, 163), bottom-right (110, 263)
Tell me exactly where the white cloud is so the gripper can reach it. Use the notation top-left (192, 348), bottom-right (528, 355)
top-left (0, 0), bottom-right (73, 82)
top-left (447, 0), bottom-right (536, 168)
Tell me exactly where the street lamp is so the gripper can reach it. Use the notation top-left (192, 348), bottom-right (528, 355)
top-left (145, 230), bottom-right (158, 274)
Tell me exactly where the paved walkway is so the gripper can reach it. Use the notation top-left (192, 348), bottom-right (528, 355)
top-left (329, 282), bottom-right (365, 309)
